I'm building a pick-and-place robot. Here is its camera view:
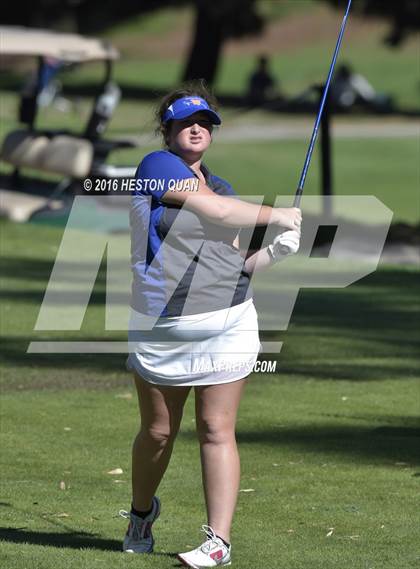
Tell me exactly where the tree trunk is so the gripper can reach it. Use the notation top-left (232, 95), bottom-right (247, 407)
top-left (182, 4), bottom-right (224, 86)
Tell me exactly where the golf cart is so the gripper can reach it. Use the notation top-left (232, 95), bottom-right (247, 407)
top-left (0, 26), bottom-right (137, 223)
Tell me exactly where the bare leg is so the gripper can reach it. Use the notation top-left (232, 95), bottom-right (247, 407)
top-left (195, 378), bottom-right (247, 543)
top-left (131, 373), bottom-right (191, 511)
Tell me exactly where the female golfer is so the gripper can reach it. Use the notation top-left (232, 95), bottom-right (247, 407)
top-left (121, 82), bottom-right (301, 568)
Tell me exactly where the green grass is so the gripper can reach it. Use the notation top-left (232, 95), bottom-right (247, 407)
top-left (206, 137), bottom-right (420, 224)
top-left (0, 219), bottom-right (419, 568)
top-left (257, 0), bottom-right (316, 20)
top-left (1, 379), bottom-right (418, 569)
top-left (105, 6), bottom-right (191, 38)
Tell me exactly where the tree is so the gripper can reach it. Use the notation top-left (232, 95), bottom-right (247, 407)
top-left (324, 0), bottom-right (420, 46)
top-left (182, 0), bottom-right (263, 85)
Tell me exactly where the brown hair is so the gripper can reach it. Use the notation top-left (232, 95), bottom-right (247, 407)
top-left (155, 79), bottom-right (219, 147)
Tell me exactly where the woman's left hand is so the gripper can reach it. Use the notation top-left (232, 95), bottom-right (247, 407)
top-left (269, 229), bottom-right (301, 259)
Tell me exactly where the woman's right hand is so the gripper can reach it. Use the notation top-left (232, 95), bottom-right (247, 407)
top-left (272, 207), bottom-right (302, 231)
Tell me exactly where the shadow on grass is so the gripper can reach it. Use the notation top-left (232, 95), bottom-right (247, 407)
top-left (180, 422), bottom-right (420, 465)
top-left (0, 255), bottom-right (130, 305)
top-left (261, 356), bottom-right (420, 381)
top-left (237, 424), bottom-right (420, 466)
top-left (0, 527), bottom-right (121, 551)
top-left (0, 527), bottom-right (177, 557)
top-left (280, 267), bottom-right (419, 335)
top-left (0, 339), bottom-right (125, 371)
top-left (0, 338), bottom-right (130, 390)
top-left (0, 257), bottom-right (57, 284)
top-left (0, 256), bottom-right (109, 304)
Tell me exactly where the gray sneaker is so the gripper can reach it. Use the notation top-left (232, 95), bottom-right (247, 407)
top-left (120, 496), bottom-right (161, 553)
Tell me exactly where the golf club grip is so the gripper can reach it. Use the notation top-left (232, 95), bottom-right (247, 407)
top-left (293, 189), bottom-right (303, 208)
top-left (276, 191), bottom-right (303, 254)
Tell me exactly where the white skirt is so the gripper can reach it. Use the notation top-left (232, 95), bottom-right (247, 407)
top-left (126, 298), bottom-right (261, 386)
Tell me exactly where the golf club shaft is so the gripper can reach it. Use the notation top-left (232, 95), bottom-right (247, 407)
top-left (295, 0), bottom-right (352, 208)
top-left (276, 0), bottom-right (352, 257)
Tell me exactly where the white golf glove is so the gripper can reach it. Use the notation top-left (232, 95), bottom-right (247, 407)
top-left (268, 229), bottom-right (300, 261)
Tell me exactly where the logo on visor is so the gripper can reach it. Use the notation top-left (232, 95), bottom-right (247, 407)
top-left (183, 98), bottom-right (202, 107)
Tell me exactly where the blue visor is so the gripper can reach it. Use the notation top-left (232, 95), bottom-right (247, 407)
top-left (162, 96), bottom-right (221, 125)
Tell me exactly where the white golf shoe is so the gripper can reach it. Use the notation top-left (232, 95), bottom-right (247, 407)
top-left (177, 525), bottom-right (232, 568)
top-left (119, 496), bottom-right (160, 553)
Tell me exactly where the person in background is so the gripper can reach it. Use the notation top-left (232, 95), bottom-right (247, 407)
top-left (246, 55), bottom-right (278, 106)
top-left (330, 64), bottom-right (393, 110)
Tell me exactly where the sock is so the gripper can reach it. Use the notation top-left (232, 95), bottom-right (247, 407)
top-left (131, 503), bottom-right (153, 518)
top-left (217, 535), bottom-right (231, 548)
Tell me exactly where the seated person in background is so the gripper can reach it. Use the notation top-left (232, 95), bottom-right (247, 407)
top-left (20, 57), bottom-right (72, 124)
top-left (330, 64), bottom-right (393, 110)
top-left (246, 55), bottom-right (278, 106)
